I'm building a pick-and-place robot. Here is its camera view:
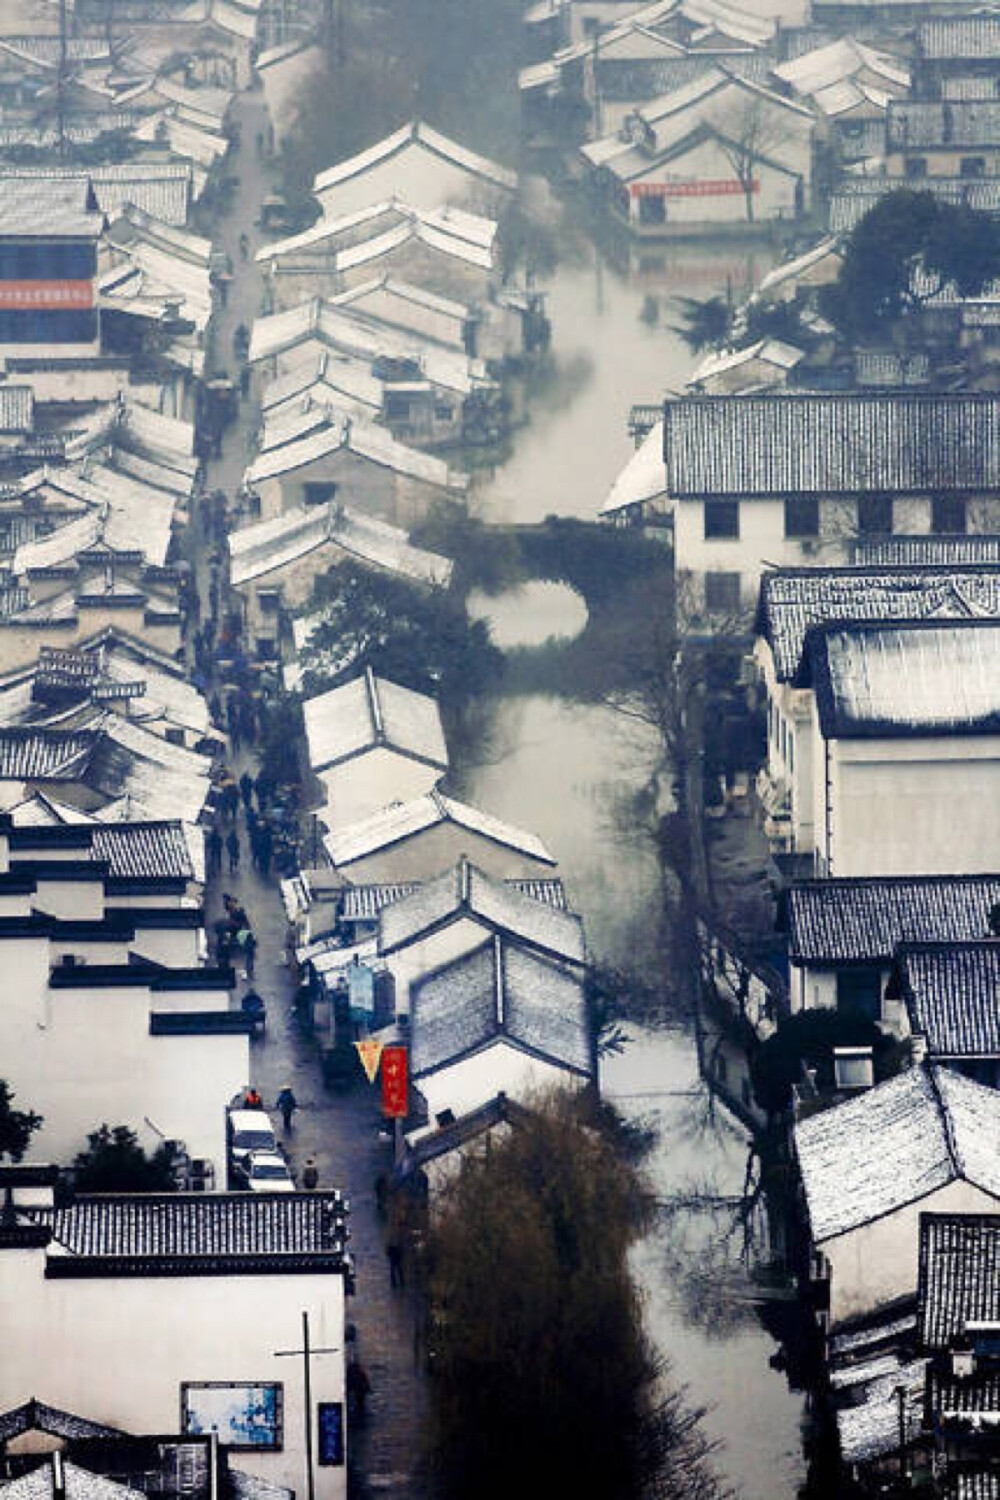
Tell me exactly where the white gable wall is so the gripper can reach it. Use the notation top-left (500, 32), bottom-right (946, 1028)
top-left (814, 726), bottom-right (1000, 875)
top-left (314, 142), bottom-right (510, 220)
top-left (0, 1248), bottom-right (347, 1500)
top-left (384, 913), bottom-right (488, 1015)
top-left (3, 973), bottom-right (245, 1172)
top-left (417, 1040), bottom-right (586, 1121)
top-left (822, 1176), bottom-right (1000, 1326)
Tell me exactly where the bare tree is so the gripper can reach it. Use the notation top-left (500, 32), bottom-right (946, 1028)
top-left (710, 97), bottom-right (789, 226)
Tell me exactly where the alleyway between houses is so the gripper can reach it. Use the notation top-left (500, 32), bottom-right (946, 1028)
top-left (190, 85), bottom-right (431, 1500)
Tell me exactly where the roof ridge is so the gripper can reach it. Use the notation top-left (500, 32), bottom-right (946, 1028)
top-left (927, 1065), bottom-right (965, 1182)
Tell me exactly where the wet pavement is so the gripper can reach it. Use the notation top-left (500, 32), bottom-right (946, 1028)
top-left (195, 88), bottom-right (431, 1499)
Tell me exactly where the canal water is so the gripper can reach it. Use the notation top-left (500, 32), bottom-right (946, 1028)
top-left (456, 210), bottom-right (809, 1498)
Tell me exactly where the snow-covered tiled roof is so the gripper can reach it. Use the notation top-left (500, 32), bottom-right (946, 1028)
top-left (25, 1192), bottom-right (350, 1273)
top-left (808, 620), bottom-right (1000, 739)
top-left (324, 789), bottom-right (556, 869)
top-left (304, 668), bottom-right (448, 774)
top-left (663, 393), bottom-right (1000, 498)
top-left (897, 941), bottom-right (1000, 1058)
top-left (787, 876), bottom-right (1000, 965)
top-left (601, 420), bottom-right (666, 516)
top-left (312, 121), bottom-right (516, 198)
top-left (794, 1065), bottom-right (1000, 1243)
top-left (919, 1213), bottom-right (1000, 1349)
top-left (229, 504), bottom-right (332, 587)
top-left (0, 1461), bottom-right (137, 1500)
top-left (836, 1357), bottom-right (926, 1463)
top-left (409, 934), bottom-right (591, 1079)
top-left (249, 298), bottom-right (488, 397)
top-left (378, 857), bottom-right (584, 961)
top-left (757, 567), bottom-right (1000, 682)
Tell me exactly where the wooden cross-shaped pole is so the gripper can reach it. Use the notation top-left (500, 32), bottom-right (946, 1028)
top-left (274, 1310), bottom-right (340, 1500)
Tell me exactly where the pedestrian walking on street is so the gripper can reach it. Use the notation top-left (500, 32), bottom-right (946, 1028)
top-left (387, 1240), bottom-right (405, 1289)
top-left (239, 771), bottom-right (254, 812)
top-left (302, 1157), bottom-right (319, 1191)
top-left (239, 232), bottom-right (249, 261)
top-left (276, 1086), bottom-right (298, 1130)
top-left (346, 1360), bottom-right (371, 1423)
top-left (226, 828), bottom-right (240, 873)
top-left (206, 826), bottom-right (223, 879)
top-left (243, 928), bottom-right (257, 977)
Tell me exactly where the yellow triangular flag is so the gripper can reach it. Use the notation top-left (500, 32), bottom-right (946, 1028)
top-left (355, 1037), bottom-right (383, 1084)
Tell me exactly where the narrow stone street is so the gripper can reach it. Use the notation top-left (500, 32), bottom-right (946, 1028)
top-left (191, 85), bottom-right (431, 1500)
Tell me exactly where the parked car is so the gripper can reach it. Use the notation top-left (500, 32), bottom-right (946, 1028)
top-left (226, 1108), bottom-right (278, 1182)
top-left (244, 1150), bottom-right (295, 1193)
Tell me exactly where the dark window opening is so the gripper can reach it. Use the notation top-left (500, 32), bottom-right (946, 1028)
top-left (638, 194), bottom-right (666, 227)
top-left (905, 157), bottom-right (928, 178)
top-left (704, 500), bottom-right (740, 539)
top-left (836, 968), bottom-right (881, 1022)
top-left (303, 482), bottom-right (337, 506)
top-left (857, 492), bottom-right (893, 536)
top-left (705, 571), bottom-right (741, 615)
top-left (784, 496), bottom-right (819, 538)
top-left (931, 492), bottom-right (967, 534)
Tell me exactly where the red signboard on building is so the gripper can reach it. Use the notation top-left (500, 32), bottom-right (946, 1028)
top-left (381, 1045), bottom-right (408, 1118)
top-left (0, 280), bottom-right (93, 309)
top-left (631, 179), bottom-right (758, 199)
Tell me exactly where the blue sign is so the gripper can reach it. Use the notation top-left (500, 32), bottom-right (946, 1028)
top-left (317, 1402), bottom-right (344, 1466)
top-left (348, 961), bottom-right (375, 1021)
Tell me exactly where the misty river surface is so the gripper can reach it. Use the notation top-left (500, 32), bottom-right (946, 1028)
top-left (457, 222), bottom-right (808, 1498)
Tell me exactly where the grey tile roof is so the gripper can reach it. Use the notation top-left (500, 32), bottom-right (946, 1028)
top-left (378, 858), bottom-right (585, 962)
top-left (787, 876), bottom-right (1000, 965)
top-left (0, 728), bottom-right (95, 780)
top-left (0, 165), bottom-right (192, 228)
top-left (918, 1212), bottom-right (1000, 1349)
top-left (919, 16), bottom-right (1000, 58)
top-left (852, 536), bottom-right (1000, 567)
top-left (662, 394), bottom-right (1000, 498)
top-left (0, 385), bottom-right (33, 434)
top-left (29, 1192), bottom-right (350, 1275)
top-left (410, 934), bottom-right (592, 1080)
top-left (0, 1403), bottom-right (121, 1444)
top-left (928, 1364), bottom-right (1000, 1419)
top-left (888, 99), bottom-right (1000, 148)
top-left (897, 940), bottom-right (1000, 1058)
top-left (947, 1474), bottom-right (1000, 1500)
top-left (758, 567), bottom-right (1000, 682)
top-left (340, 877), bottom-right (566, 922)
top-left (91, 822), bottom-right (197, 876)
top-left (808, 620), bottom-right (1000, 739)
top-left (303, 668), bottom-right (448, 774)
top-left (794, 1065), bottom-right (1000, 1243)
top-left (829, 178), bottom-right (1000, 234)
top-left (0, 178), bottom-right (105, 238)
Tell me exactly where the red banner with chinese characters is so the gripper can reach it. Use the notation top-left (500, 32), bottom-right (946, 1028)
top-left (381, 1045), bottom-right (408, 1118)
top-left (631, 179), bottom-right (757, 199)
top-left (0, 280), bottom-right (93, 309)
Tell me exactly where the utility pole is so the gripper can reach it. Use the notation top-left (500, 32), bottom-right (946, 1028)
top-left (274, 1311), bottom-right (341, 1500)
